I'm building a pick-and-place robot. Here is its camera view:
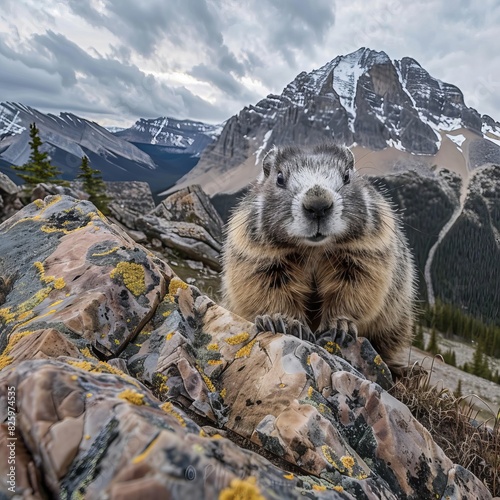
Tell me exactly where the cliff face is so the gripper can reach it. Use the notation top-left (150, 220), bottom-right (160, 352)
top-left (167, 48), bottom-right (500, 195)
top-left (0, 195), bottom-right (492, 499)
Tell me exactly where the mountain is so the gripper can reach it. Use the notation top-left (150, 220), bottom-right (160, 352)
top-left (167, 47), bottom-right (500, 195)
top-left (0, 102), bottom-right (220, 196)
top-left (114, 117), bottom-right (222, 156)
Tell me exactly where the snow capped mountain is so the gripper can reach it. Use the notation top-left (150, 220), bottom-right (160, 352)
top-left (0, 102), bottom-right (155, 170)
top-left (168, 47), bottom-right (500, 195)
top-left (114, 116), bottom-right (223, 156)
top-left (0, 102), bottom-right (212, 193)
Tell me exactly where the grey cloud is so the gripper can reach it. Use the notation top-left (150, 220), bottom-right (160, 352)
top-left (0, 30), bottom-right (226, 123)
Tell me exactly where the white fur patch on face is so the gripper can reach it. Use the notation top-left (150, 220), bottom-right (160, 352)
top-left (286, 183), bottom-right (348, 243)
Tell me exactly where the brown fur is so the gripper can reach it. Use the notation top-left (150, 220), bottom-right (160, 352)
top-left (221, 144), bottom-right (416, 374)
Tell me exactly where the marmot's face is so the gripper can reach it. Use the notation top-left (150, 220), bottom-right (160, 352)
top-left (256, 145), bottom-right (357, 247)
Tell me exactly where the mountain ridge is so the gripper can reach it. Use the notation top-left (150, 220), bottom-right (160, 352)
top-left (167, 47), bottom-right (500, 196)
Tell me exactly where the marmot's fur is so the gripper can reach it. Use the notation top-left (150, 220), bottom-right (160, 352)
top-left (221, 144), bottom-right (416, 375)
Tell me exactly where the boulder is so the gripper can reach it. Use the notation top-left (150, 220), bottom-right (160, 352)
top-left (105, 181), bottom-right (156, 230)
top-left (137, 185), bottom-right (224, 271)
top-left (0, 172), bottom-right (22, 223)
top-left (0, 196), bottom-right (492, 499)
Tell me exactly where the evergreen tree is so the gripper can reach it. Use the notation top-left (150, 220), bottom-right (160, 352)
top-left (454, 378), bottom-right (462, 399)
top-left (77, 155), bottom-right (110, 214)
top-left (426, 327), bottom-right (440, 355)
top-left (13, 123), bottom-right (64, 187)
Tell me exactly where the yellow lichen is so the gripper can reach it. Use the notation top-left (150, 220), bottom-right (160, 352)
top-left (307, 386), bottom-right (314, 398)
top-left (71, 375), bottom-right (78, 381)
top-left (0, 356), bottom-right (13, 370)
top-left (200, 371), bottom-right (216, 393)
top-left (132, 436), bottom-right (159, 464)
top-left (53, 278), bottom-right (66, 290)
top-left (110, 262), bottom-right (146, 296)
top-left (91, 246), bottom-right (119, 257)
top-left (160, 402), bottom-right (186, 427)
top-left (50, 299), bottom-right (63, 307)
top-left (33, 199), bottom-right (44, 209)
top-left (283, 473), bottom-right (294, 480)
top-left (341, 455), bottom-right (355, 469)
top-left (219, 477), bottom-right (264, 500)
top-left (220, 388), bottom-right (227, 399)
top-left (373, 354), bottom-right (382, 366)
top-left (118, 388), bottom-right (145, 405)
top-left (321, 445), bottom-right (338, 468)
top-left (324, 341), bottom-right (340, 354)
top-left (306, 355), bottom-right (311, 365)
top-left (207, 359), bottom-right (223, 366)
top-left (224, 332), bottom-right (250, 345)
top-left (162, 310), bottom-right (171, 318)
top-left (114, 339), bottom-right (120, 345)
top-left (235, 339), bottom-right (257, 359)
top-left (97, 362), bottom-right (126, 377)
top-left (67, 360), bottom-right (94, 372)
top-left (168, 277), bottom-right (188, 296)
top-left (312, 485), bottom-right (327, 491)
top-left (278, 383), bottom-right (286, 389)
top-left (84, 434), bottom-right (91, 440)
top-left (207, 342), bottom-right (219, 351)
top-left (86, 393), bottom-right (93, 398)
top-left (166, 332), bottom-right (174, 341)
top-left (333, 486), bottom-right (344, 492)
top-left (212, 434), bottom-right (223, 439)
top-left (0, 308), bottom-right (15, 324)
top-left (80, 347), bottom-right (95, 358)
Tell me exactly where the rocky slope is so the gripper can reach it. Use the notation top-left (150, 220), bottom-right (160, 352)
top-left (168, 47), bottom-right (500, 196)
top-left (0, 195), bottom-right (492, 499)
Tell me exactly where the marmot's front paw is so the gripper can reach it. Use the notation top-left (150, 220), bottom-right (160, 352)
top-left (255, 313), bottom-right (314, 341)
top-left (316, 317), bottom-right (358, 347)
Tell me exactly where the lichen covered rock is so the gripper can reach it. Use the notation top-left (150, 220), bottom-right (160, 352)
top-left (0, 196), bottom-right (492, 499)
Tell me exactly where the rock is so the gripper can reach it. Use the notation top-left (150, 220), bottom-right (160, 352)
top-left (105, 181), bottom-right (156, 230)
top-left (31, 183), bottom-right (86, 202)
top-left (137, 185), bottom-right (223, 271)
top-left (0, 196), bottom-right (493, 499)
top-left (0, 172), bottom-right (22, 223)
top-left (0, 195), bottom-right (169, 358)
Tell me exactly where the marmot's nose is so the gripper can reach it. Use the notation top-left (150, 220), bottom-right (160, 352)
top-left (302, 197), bottom-right (333, 220)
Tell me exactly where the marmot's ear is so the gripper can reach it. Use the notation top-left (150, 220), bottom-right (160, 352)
top-left (262, 146), bottom-right (278, 177)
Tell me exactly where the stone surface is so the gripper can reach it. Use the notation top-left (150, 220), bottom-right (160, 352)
top-left (137, 185), bottom-right (223, 271)
top-left (0, 196), bottom-right (493, 499)
top-left (0, 172), bottom-right (22, 223)
top-left (105, 181), bottom-right (156, 230)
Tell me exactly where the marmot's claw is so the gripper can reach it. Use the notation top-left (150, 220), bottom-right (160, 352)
top-left (255, 314), bottom-right (314, 341)
top-left (317, 317), bottom-right (358, 348)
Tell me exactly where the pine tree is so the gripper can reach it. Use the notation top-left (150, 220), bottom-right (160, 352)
top-left (454, 378), bottom-right (462, 399)
top-left (13, 123), bottom-right (64, 187)
top-left (426, 327), bottom-right (440, 355)
top-left (77, 155), bottom-right (110, 214)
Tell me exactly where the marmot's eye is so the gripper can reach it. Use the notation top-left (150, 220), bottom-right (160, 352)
top-left (276, 172), bottom-right (286, 188)
top-left (343, 170), bottom-right (351, 185)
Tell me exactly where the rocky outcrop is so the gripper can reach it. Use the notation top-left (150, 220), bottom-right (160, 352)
top-left (0, 173), bottom-right (22, 223)
top-left (137, 185), bottom-right (224, 271)
top-left (105, 180), bottom-right (156, 230)
top-left (0, 196), bottom-right (492, 499)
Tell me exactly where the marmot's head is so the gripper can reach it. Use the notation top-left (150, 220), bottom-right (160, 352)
top-left (252, 143), bottom-right (362, 247)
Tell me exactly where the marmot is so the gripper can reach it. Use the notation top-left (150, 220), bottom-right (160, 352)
top-left (221, 144), bottom-right (416, 376)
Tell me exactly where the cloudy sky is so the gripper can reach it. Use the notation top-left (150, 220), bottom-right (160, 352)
top-left (1, 0), bottom-right (499, 127)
